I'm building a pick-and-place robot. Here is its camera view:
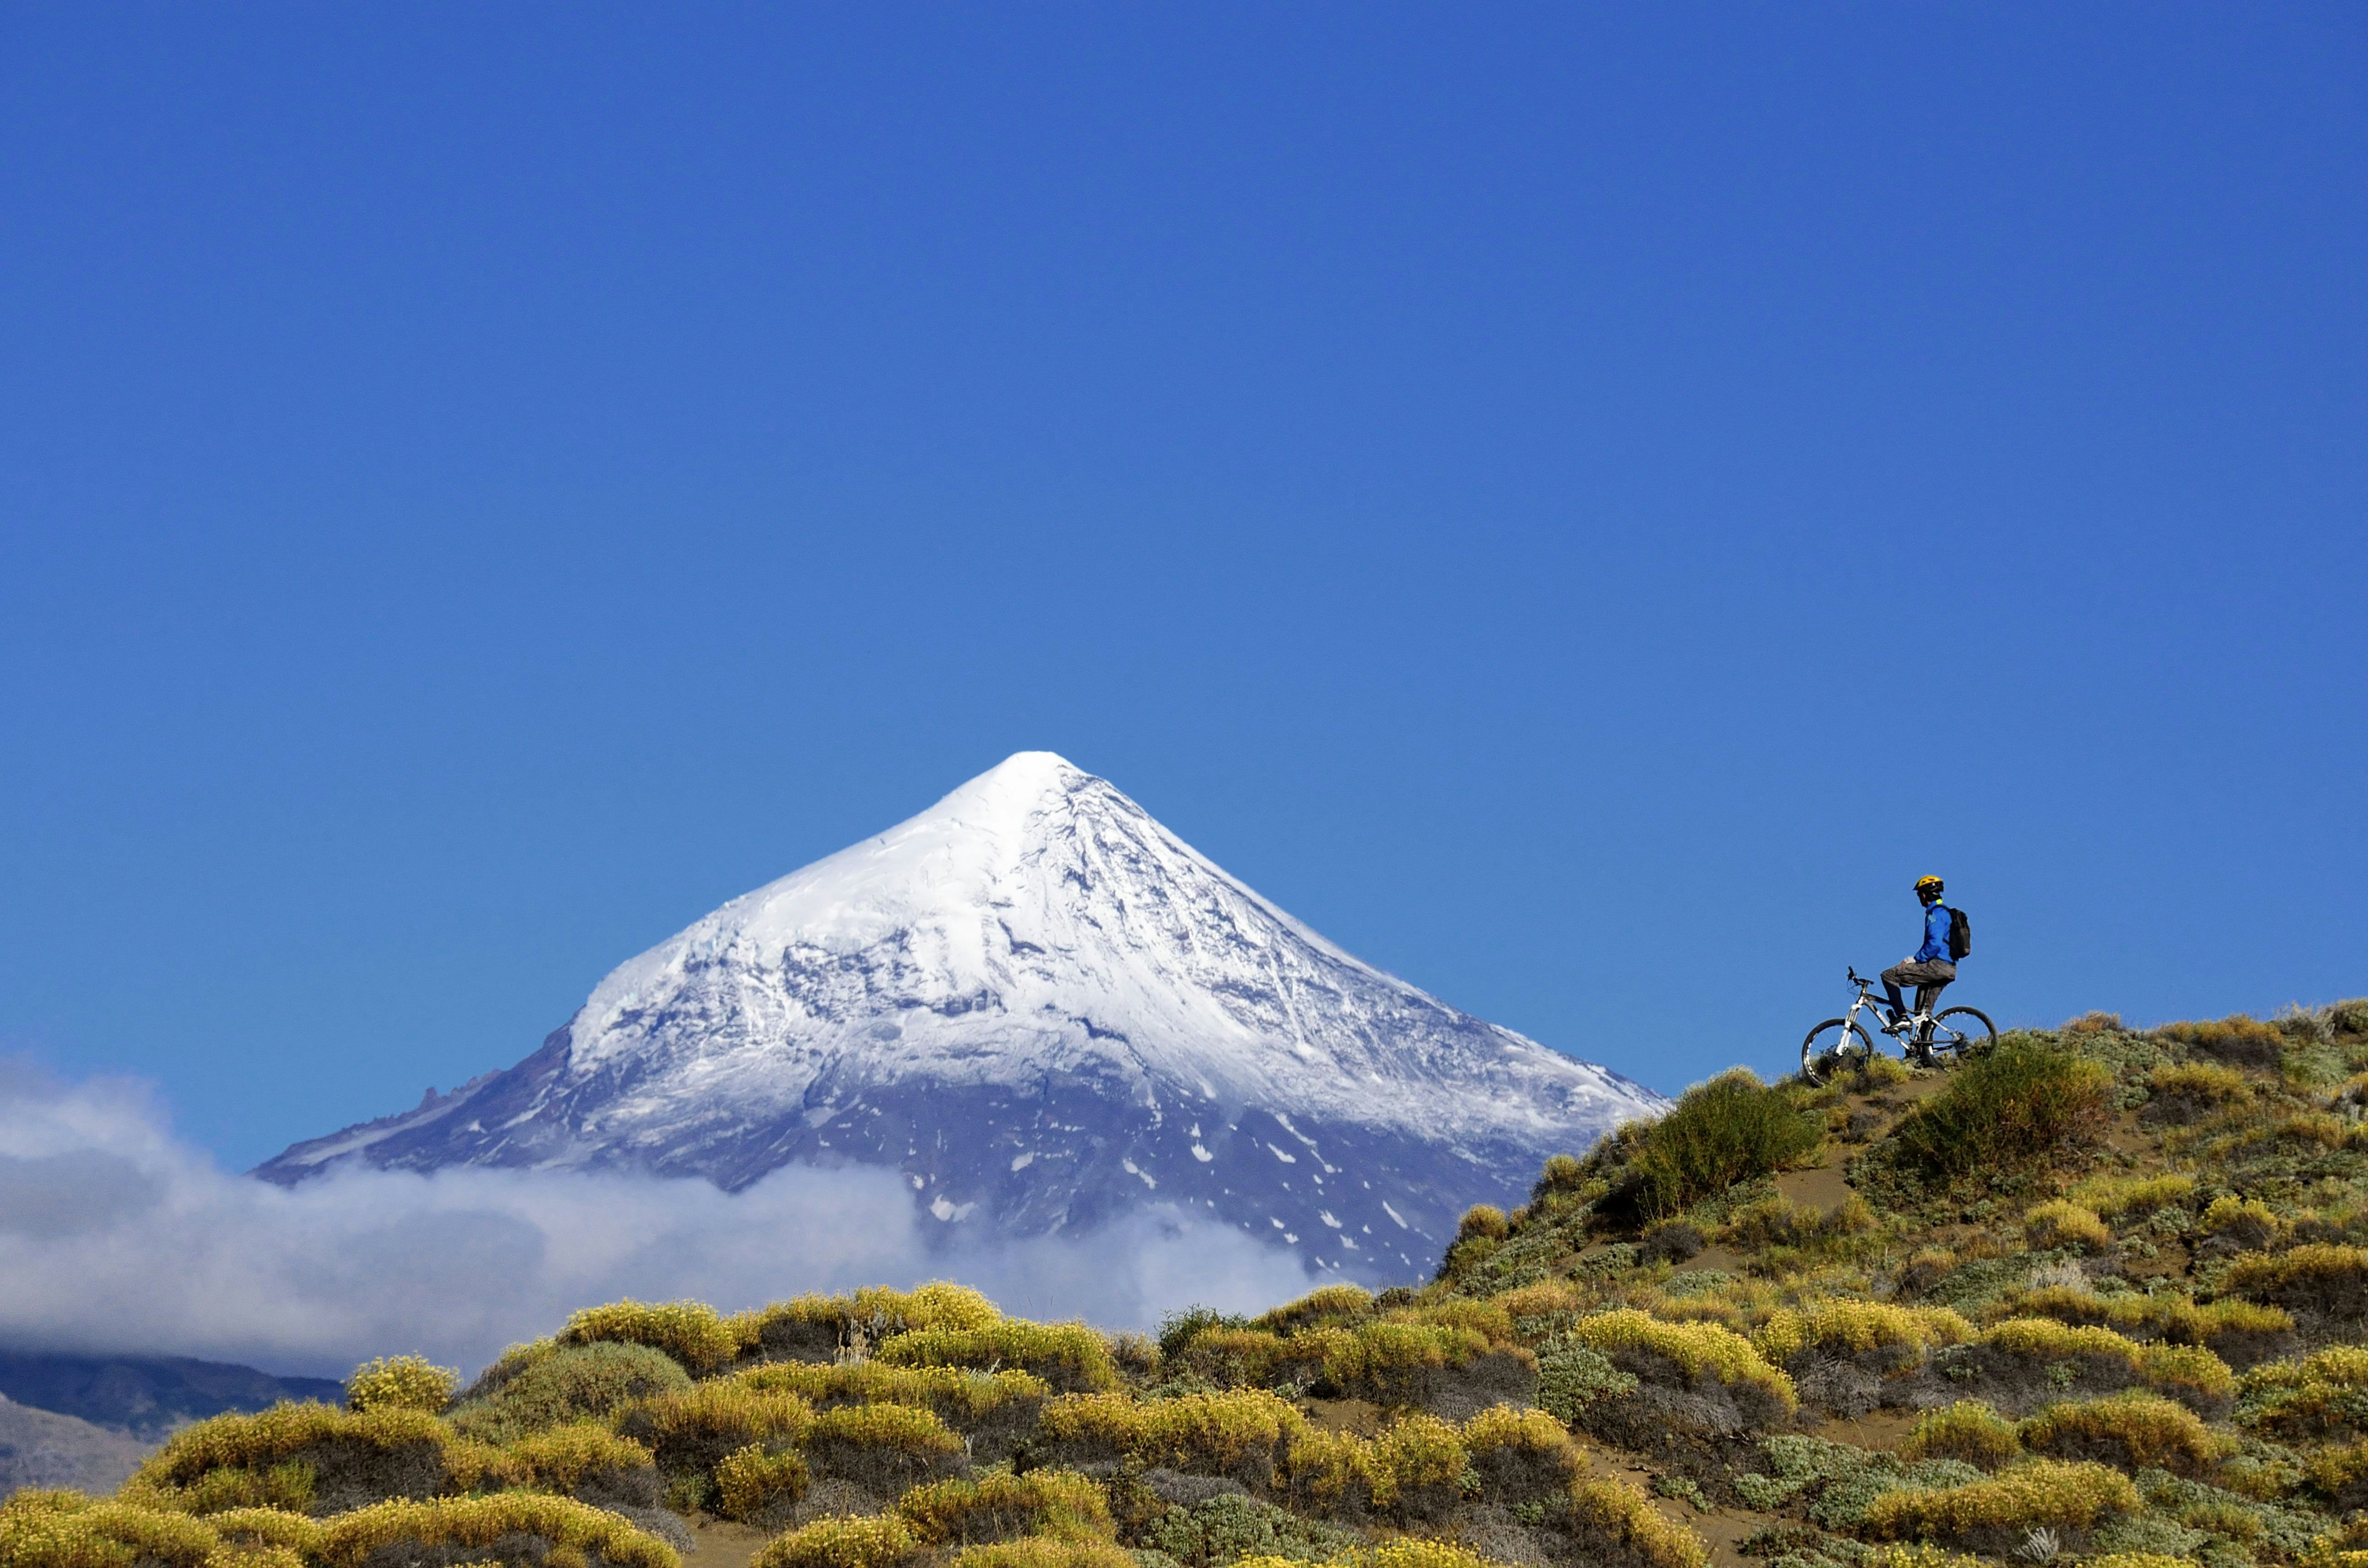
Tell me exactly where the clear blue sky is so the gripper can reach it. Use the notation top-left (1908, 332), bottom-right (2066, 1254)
top-left (4, 5), bottom-right (2362, 1171)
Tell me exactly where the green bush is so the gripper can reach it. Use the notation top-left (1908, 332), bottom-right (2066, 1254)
top-left (450, 1342), bottom-right (694, 1441)
top-left (1138, 1492), bottom-right (1359, 1568)
top-left (1886, 1041), bottom-right (2113, 1182)
top-left (1623, 1069), bottom-right (1822, 1219)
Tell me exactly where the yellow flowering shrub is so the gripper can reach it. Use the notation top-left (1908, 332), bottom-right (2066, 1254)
top-left (1861, 1459), bottom-right (2138, 1540)
top-left (1458, 1404), bottom-right (1585, 1502)
top-left (712, 1444), bottom-right (809, 1522)
top-left (1253, 1285), bottom-right (1375, 1337)
top-left (344, 1357), bottom-right (458, 1415)
top-left (617, 1383), bottom-right (814, 1473)
top-left (895, 1470), bottom-right (1112, 1546)
top-left (1564, 1476), bottom-right (1710, 1568)
top-left (2022, 1201), bottom-right (2112, 1254)
top-left (2227, 1245), bottom-right (2368, 1321)
top-left (1279, 1427), bottom-right (1380, 1515)
top-left (1392, 1299), bottom-right (1515, 1345)
top-left (469, 1423), bottom-right (654, 1494)
top-left (2016, 1391), bottom-right (2233, 1475)
top-left (1754, 1301), bottom-right (1971, 1364)
top-left (1564, 1311), bottom-right (1796, 1414)
top-left (559, 1300), bottom-right (753, 1375)
top-left (1132, 1390), bottom-right (1301, 1482)
top-left (2239, 1346), bottom-right (2368, 1439)
top-left (947, 1542), bottom-right (1133, 1568)
top-left (0, 1491), bottom-right (234, 1568)
top-left (1369, 1414), bottom-right (1467, 1514)
top-left (311, 1495), bottom-right (678, 1568)
top-left (2067, 1172), bottom-right (2196, 1220)
top-left (876, 1322), bottom-right (1119, 1394)
top-left (752, 1514), bottom-right (920, 1568)
top-left (734, 1363), bottom-right (1048, 1423)
top-left (1902, 1402), bottom-right (2020, 1470)
top-left (127, 1405), bottom-right (453, 1513)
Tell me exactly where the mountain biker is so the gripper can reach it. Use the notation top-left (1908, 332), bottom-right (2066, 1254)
top-left (1882, 875), bottom-right (1958, 1043)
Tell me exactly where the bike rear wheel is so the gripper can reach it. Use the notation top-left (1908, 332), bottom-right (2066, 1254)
top-left (1924, 1005), bottom-right (1997, 1063)
top-left (1802, 1017), bottom-right (1874, 1086)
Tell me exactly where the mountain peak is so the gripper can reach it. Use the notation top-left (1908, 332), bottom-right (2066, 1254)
top-left (259, 756), bottom-right (1666, 1281)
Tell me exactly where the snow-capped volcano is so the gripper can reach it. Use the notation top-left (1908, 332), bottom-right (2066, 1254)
top-left (258, 753), bottom-right (1665, 1280)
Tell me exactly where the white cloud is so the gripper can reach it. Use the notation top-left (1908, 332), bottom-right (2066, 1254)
top-left (0, 1061), bottom-right (1313, 1379)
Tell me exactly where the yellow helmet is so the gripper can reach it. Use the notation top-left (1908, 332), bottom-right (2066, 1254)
top-left (1915, 875), bottom-right (1945, 896)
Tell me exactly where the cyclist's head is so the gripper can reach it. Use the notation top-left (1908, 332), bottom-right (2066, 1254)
top-left (1915, 875), bottom-right (1944, 903)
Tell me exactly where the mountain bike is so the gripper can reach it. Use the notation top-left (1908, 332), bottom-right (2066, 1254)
top-left (1801, 966), bottom-right (1997, 1085)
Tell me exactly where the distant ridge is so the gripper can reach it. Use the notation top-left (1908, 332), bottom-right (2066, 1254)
top-left (261, 753), bottom-right (1664, 1282)
top-left (0, 1351), bottom-right (343, 1439)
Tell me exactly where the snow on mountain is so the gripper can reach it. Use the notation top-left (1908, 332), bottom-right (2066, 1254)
top-left (257, 753), bottom-right (1667, 1281)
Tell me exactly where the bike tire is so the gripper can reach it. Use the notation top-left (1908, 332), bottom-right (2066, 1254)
top-left (1927, 1005), bottom-right (1997, 1063)
top-left (1802, 1018), bottom-right (1875, 1086)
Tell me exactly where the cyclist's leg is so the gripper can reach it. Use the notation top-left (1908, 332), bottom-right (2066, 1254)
top-left (1880, 962), bottom-right (1915, 1023)
top-left (1909, 966), bottom-right (1955, 1041)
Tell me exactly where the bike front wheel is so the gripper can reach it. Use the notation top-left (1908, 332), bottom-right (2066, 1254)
top-left (1802, 1017), bottom-right (1875, 1086)
top-left (1925, 1005), bottom-right (1997, 1063)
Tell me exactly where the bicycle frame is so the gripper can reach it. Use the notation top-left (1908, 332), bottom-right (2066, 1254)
top-left (1805, 969), bottom-right (1994, 1084)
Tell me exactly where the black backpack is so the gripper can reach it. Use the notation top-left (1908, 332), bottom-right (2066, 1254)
top-left (1947, 906), bottom-right (1972, 961)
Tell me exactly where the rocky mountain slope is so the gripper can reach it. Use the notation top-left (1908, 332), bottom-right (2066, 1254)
top-left (0, 1396), bottom-right (150, 1499)
top-left (258, 753), bottom-right (1663, 1281)
top-left (19, 998), bottom-right (2368, 1568)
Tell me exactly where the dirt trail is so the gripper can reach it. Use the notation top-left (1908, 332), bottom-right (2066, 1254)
top-left (683, 1515), bottom-right (770, 1568)
top-left (1619, 1065), bottom-right (1959, 1562)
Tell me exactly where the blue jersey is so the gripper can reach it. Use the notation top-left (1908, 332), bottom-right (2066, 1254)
top-left (1916, 902), bottom-right (1953, 963)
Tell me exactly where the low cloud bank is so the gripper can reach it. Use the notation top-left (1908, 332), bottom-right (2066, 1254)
top-left (0, 1061), bottom-right (1316, 1378)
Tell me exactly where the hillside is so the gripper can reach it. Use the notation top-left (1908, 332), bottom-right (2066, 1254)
top-left (13, 999), bottom-right (2368, 1568)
